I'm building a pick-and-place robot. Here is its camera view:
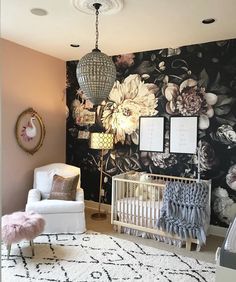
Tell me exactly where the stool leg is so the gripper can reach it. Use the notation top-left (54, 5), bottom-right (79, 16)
top-left (7, 244), bottom-right (11, 259)
top-left (30, 240), bottom-right (35, 257)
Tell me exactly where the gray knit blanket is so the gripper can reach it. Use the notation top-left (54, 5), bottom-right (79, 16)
top-left (157, 181), bottom-right (209, 246)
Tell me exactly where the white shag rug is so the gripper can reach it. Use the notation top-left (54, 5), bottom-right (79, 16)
top-left (1, 233), bottom-right (215, 282)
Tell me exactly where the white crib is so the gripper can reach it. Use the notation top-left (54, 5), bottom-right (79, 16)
top-left (111, 171), bottom-right (211, 251)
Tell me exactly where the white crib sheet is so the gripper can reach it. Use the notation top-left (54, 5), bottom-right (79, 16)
top-left (116, 197), bottom-right (163, 228)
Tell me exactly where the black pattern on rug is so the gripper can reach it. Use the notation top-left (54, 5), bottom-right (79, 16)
top-left (1, 233), bottom-right (215, 282)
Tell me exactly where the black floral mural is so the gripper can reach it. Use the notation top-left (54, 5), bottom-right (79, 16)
top-left (66, 39), bottom-right (236, 228)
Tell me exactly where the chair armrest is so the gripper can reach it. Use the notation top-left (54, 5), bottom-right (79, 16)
top-left (27, 189), bottom-right (41, 204)
top-left (76, 187), bottom-right (84, 201)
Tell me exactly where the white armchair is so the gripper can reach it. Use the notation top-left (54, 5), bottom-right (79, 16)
top-left (25, 163), bottom-right (86, 234)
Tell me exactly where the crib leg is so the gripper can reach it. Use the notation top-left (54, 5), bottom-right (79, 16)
top-left (117, 225), bottom-right (121, 234)
top-left (196, 244), bottom-right (201, 252)
top-left (186, 240), bottom-right (192, 251)
top-left (7, 244), bottom-right (11, 259)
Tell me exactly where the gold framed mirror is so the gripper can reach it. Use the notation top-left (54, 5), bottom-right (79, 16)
top-left (15, 108), bottom-right (46, 154)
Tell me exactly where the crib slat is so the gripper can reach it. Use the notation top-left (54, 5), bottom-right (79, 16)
top-left (145, 184), bottom-right (148, 228)
top-left (148, 187), bottom-right (150, 228)
top-left (152, 188), bottom-right (155, 228)
top-left (118, 181), bottom-right (121, 223)
top-left (122, 181), bottom-right (125, 223)
top-left (137, 183), bottom-right (139, 226)
top-left (126, 183), bottom-right (128, 224)
top-left (157, 185), bottom-right (160, 221)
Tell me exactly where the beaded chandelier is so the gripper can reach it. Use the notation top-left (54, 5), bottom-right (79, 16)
top-left (76, 3), bottom-right (116, 105)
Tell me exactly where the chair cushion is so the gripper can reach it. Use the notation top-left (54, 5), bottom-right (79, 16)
top-left (49, 174), bottom-right (79, 201)
top-left (26, 199), bottom-right (84, 214)
top-left (33, 163), bottom-right (81, 199)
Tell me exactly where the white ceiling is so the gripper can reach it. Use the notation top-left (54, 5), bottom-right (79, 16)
top-left (1, 0), bottom-right (236, 61)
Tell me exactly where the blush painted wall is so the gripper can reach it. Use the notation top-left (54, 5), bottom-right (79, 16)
top-left (1, 39), bottom-right (66, 214)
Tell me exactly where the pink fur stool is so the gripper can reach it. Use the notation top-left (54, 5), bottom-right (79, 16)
top-left (1, 211), bottom-right (45, 259)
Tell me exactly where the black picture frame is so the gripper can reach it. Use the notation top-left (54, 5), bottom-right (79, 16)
top-left (139, 116), bottom-right (165, 152)
top-left (169, 116), bottom-right (198, 154)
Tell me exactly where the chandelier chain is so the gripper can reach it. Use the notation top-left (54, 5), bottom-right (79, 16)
top-left (95, 5), bottom-right (100, 50)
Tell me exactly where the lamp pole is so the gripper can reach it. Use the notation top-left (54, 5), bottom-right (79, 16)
top-left (91, 148), bottom-right (107, 220)
top-left (98, 148), bottom-right (104, 214)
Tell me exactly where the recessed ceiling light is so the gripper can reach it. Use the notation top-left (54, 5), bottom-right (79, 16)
top-left (30, 8), bottom-right (48, 16)
top-left (202, 18), bottom-right (215, 24)
top-left (70, 44), bottom-right (80, 48)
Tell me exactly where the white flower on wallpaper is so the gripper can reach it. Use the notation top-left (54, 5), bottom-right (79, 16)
top-left (212, 186), bottom-right (236, 224)
top-left (215, 125), bottom-right (236, 149)
top-left (102, 74), bottom-right (158, 144)
top-left (226, 164), bottom-right (236, 191)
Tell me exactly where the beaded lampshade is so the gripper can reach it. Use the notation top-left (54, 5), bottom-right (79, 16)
top-left (76, 50), bottom-right (116, 105)
top-left (76, 3), bottom-right (116, 105)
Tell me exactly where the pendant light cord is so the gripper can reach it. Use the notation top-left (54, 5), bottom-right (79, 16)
top-left (93, 3), bottom-right (101, 52)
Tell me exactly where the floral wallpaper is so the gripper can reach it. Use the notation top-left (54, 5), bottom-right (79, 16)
top-left (66, 39), bottom-right (236, 227)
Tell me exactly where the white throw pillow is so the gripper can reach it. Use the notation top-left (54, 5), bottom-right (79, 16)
top-left (135, 173), bottom-right (159, 201)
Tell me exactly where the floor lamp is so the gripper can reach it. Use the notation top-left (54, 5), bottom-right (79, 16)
top-left (90, 132), bottom-right (114, 220)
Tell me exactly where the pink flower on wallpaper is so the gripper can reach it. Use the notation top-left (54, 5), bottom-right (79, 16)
top-left (114, 53), bottom-right (135, 70)
top-left (76, 89), bottom-right (94, 109)
top-left (163, 78), bottom-right (218, 130)
top-left (71, 99), bottom-right (95, 126)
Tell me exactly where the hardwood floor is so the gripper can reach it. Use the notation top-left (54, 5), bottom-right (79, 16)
top-left (85, 207), bottom-right (224, 264)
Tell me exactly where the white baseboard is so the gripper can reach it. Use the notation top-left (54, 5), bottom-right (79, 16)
top-left (85, 201), bottom-right (227, 237)
top-left (85, 200), bottom-right (111, 213)
top-left (209, 225), bottom-right (227, 237)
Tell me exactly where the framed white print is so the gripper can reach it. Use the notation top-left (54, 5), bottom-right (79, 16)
top-left (139, 116), bottom-right (164, 152)
top-left (170, 116), bottom-right (198, 154)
